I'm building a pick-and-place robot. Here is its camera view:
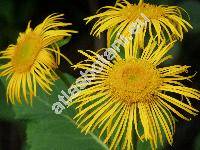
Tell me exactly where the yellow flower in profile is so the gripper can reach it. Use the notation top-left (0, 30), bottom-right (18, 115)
top-left (68, 38), bottom-right (200, 150)
top-left (85, 0), bottom-right (192, 47)
top-left (0, 13), bottom-right (77, 104)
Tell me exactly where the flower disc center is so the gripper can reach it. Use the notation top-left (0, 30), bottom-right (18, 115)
top-left (12, 32), bottom-right (41, 73)
top-left (122, 3), bottom-right (164, 21)
top-left (107, 59), bottom-right (162, 104)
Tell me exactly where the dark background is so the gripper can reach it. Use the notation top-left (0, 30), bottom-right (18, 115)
top-left (0, 0), bottom-right (199, 150)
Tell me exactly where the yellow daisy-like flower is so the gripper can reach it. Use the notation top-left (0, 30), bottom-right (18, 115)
top-left (68, 38), bottom-right (200, 150)
top-left (0, 13), bottom-right (77, 104)
top-left (85, 0), bottom-right (192, 48)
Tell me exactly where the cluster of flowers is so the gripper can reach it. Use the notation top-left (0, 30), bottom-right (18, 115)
top-left (0, 0), bottom-right (200, 150)
top-left (64, 1), bottom-right (199, 150)
top-left (52, 12), bottom-right (150, 114)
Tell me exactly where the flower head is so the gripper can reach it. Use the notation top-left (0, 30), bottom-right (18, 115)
top-left (68, 39), bottom-right (200, 150)
top-left (0, 13), bottom-right (77, 104)
top-left (85, 0), bottom-right (192, 48)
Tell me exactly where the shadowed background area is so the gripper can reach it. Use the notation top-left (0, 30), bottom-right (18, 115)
top-left (0, 0), bottom-right (199, 150)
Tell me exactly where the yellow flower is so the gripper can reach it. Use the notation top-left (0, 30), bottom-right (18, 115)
top-left (85, 0), bottom-right (192, 48)
top-left (68, 38), bottom-right (200, 150)
top-left (0, 13), bottom-right (77, 104)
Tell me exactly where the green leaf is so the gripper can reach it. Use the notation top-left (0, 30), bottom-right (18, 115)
top-left (180, 1), bottom-right (200, 33)
top-left (26, 117), bottom-right (108, 150)
top-left (136, 132), bottom-right (167, 150)
top-left (56, 36), bottom-right (72, 48)
top-left (0, 77), bottom-right (15, 121)
top-left (137, 139), bottom-right (165, 150)
top-left (137, 140), bottom-right (151, 150)
top-left (6, 72), bottom-right (109, 150)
